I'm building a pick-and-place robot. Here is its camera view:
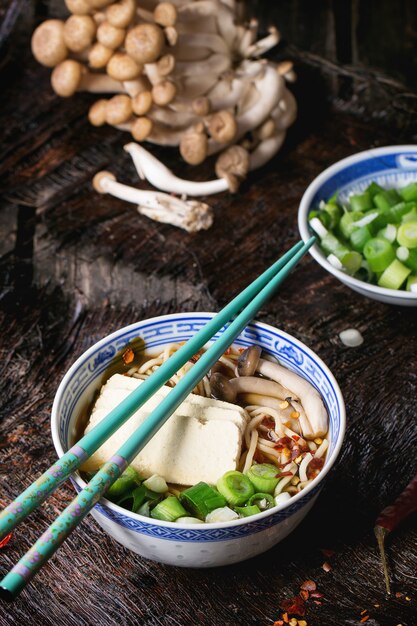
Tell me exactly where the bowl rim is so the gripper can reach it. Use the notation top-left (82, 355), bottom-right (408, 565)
top-left (298, 144), bottom-right (417, 301)
top-left (51, 312), bottom-right (346, 530)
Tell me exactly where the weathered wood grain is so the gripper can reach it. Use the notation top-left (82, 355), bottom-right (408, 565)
top-left (0, 2), bottom-right (417, 626)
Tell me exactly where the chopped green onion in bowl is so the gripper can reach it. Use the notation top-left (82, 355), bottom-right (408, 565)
top-left (309, 181), bottom-right (417, 292)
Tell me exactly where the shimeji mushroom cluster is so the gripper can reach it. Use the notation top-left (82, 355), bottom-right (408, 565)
top-left (32, 0), bottom-right (297, 231)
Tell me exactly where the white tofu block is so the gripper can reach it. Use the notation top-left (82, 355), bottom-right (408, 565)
top-left (82, 374), bottom-right (248, 485)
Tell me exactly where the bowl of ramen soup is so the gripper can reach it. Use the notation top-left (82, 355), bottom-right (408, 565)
top-left (51, 313), bottom-right (346, 568)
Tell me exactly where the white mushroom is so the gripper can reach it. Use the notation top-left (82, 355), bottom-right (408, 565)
top-left (92, 171), bottom-right (213, 232)
top-left (255, 358), bottom-right (328, 438)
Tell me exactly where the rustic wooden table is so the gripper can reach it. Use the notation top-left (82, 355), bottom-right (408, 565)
top-left (0, 2), bottom-right (416, 625)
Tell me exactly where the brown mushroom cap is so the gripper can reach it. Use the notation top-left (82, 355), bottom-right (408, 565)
top-left (156, 53), bottom-right (175, 77)
top-left (192, 97), bottom-right (211, 117)
top-left (88, 99), bottom-right (107, 126)
top-left (131, 90), bottom-right (153, 116)
top-left (207, 110), bottom-right (237, 144)
top-left (131, 117), bottom-right (153, 141)
top-left (64, 0), bottom-right (91, 15)
top-left (237, 345), bottom-right (262, 377)
top-left (106, 0), bottom-right (136, 29)
top-left (180, 128), bottom-right (208, 166)
top-left (210, 373), bottom-right (236, 403)
top-left (125, 24), bottom-right (165, 64)
top-left (151, 80), bottom-right (176, 106)
top-left (88, 42), bottom-right (113, 68)
top-left (51, 59), bottom-right (83, 97)
top-left (97, 21), bottom-right (126, 49)
top-left (89, 0), bottom-right (114, 9)
top-left (107, 52), bottom-right (143, 80)
top-left (93, 170), bottom-right (115, 193)
top-left (63, 15), bottom-right (96, 52)
top-left (215, 145), bottom-right (250, 193)
top-left (153, 2), bottom-right (177, 28)
top-left (31, 19), bottom-right (68, 68)
top-left (106, 94), bottom-right (133, 125)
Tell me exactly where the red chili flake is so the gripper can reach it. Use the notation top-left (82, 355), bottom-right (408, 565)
top-left (300, 580), bottom-right (317, 592)
top-left (190, 350), bottom-right (204, 363)
top-left (278, 471), bottom-right (293, 478)
top-left (282, 614), bottom-right (289, 624)
top-left (299, 590), bottom-right (309, 601)
top-left (253, 449), bottom-right (265, 463)
top-left (223, 347), bottom-right (232, 356)
top-left (309, 591), bottom-right (324, 599)
top-left (238, 347), bottom-right (245, 353)
top-left (278, 436), bottom-right (292, 447)
top-left (122, 347), bottom-right (134, 364)
top-left (273, 621), bottom-right (284, 626)
top-left (360, 616), bottom-right (369, 623)
top-left (262, 417), bottom-right (276, 429)
top-left (292, 435), bottom-right (300, 442)
top-left (395, 592), bottom-right (403, 598)
top-left (280, 596), bottom-right (306, 616)
top-left (309, 457), bottom-right (324, 471)
top-left (0, 533), bottom-right (12, 549)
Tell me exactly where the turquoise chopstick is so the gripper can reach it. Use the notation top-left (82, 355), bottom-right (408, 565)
top-left (0, 236), bottom-right (315, 600)
top-left (0, 240), bottom-right (305, 543)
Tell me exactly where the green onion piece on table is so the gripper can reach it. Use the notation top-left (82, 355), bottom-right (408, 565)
top-left (234, 505), bottom-right (261, 517)
top-left (179, 482), bottom-right (227, 520)
top-left (151, 496), bottom-right (188, 521)
top-left (248, 493), bottom-right (275, 510)
top-left (246, 464), bottom-right (280, 493)
top-left (216, 471), bottom-right (254, 506)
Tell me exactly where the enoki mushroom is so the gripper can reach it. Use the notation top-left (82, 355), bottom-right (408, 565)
top-left (32, 1), bottom-right (297, 231)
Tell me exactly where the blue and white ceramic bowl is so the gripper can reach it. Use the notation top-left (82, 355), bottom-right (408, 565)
top-left (51, 313), bottom-right (346, 568)
top-left (298, 145), bottom-right (417, 306)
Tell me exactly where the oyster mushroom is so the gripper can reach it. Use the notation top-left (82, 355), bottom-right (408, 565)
top-left (237, 345), bottom-right (261, 376)
top-left (63, 15), bottom-right (96, 52)
top-left (92, 171), bottom-right (213, 232)
top-left (179, 125), bottom-right (208, 165)
top-left (96, 21), bottom-right (126, 49)
top-left (154, 2), bottom-right (177, 27)
top-left (215, 145), bottom-right (249, 192)
top-left (31, 20), bottom-right (68, 67)
top-left (210, 373), bottom-right (290, 404)
top-left (107, 52), bottom-right (143, 80)
top-left (51, 60), bottom-right (124, 96)
top-left (255, 358), bottom-right (328, 438)
top-left (125, 23), bottom-right (165, 65)
top-left (131, 90), bottom-right (153, 116)
top-left (105, 94), bottom-right (132, 125)
top-left (106, 0), bottom-right (136, 28)
top-left (207, 110), bottom-right (237, 144)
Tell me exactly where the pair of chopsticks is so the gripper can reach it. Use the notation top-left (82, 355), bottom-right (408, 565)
top-left (0, 237), bottom-right (315, 600)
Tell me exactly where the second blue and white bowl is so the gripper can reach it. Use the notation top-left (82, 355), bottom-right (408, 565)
top-left (51, 313), bottom-right (346, 567)
top-left (298, 145), bottom-right (417, 306)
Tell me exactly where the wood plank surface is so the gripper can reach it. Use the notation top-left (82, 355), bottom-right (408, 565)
top-left (0, 2), bottom-right (416, 625)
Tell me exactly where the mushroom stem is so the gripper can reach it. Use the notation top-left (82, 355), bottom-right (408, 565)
top-left (92, 171), bottom-right (213, 232)
top-left (256, 358), bottom-right (328, 438)
top-left (211, 374), bottom-right (292, 403)
top-left (245, 27), bottom-right (280, 58)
